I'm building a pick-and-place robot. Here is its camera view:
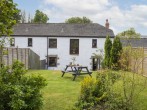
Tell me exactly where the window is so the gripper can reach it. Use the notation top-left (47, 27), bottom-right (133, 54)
top-left (28, 38), bottom-right (32, 47)
top-left (49, 39), bottom-right (57, 48)
top-left (48, 57), bottom-right (57, 67)
top-left (70, 39), bottom-right (79, 55)
top-left (10, 38), bottom-right (15, 46)
top-left (92, 39), bottom-right (97, 48)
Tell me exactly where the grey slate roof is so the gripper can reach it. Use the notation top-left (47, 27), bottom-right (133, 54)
top-left (121, 37), bottom-right (147, 47)
top-left (12, 23), bottom-right (115, 38)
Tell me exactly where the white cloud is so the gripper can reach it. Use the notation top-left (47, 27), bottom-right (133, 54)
top-left (43, 0), bottom-right (110, 16)
top-left (40, 0), bottom-right (147, 35)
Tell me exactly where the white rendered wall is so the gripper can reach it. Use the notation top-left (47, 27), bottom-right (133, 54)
top-left (48, 37), bottom-right (106, 70)
top-left (6, 37), bottom-right (47, 60)
top-left (7, 36), bottom-right (106, 70)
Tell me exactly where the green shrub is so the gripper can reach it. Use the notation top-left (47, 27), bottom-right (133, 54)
top-left (110, 36), bottom-right (122, 70)
top-left (76, 70), bottom-right (120, 110)
top-left (104, 36), bottom-right (112, 68)
top-left (75, 77), bottom-right (96, 109)
top-left (0, 61), bottom-right (47, 110)
top-left (101, 60), bottom-right (106, 69)
top-left (76, 70), bottom-right (146, 110)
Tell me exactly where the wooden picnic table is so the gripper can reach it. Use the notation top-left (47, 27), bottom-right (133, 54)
top-left (61, 65), bottom-right (92, 81)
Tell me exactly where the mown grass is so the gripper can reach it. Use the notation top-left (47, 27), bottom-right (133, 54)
top-left (27, 70), bottom-right (147, 110)
top-left (27, 70), bottom-right (97, 110)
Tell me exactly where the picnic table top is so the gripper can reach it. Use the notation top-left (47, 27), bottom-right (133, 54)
top-left (66, 65), bottom-right (88, 68)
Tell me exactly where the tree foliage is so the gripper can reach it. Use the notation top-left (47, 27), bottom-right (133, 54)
top-left (117, 28), bottom-right (141, 46)
top-left (65, 16), bottom-right (92, 23)
top-left (0, 61), bottom-right (47, 110)
top-left (117, 28), bottom-right (141, 71)
top-left (110, 36), bottom-right (122, 70)
top-left (76, 69), bottom-right (146, 110)
top-left (0, 0), bottom-right (19, 37)
top-left (104, 36), bottom-right (112, 68)
top-left (32, 10), bottom-right (49, 23)
top-left (20, 10), bottom-right (26, 23)
top-left (0, 0), bottom-right (19, 67)
top-left (117, 28), bottom-right (140, 39)
top-left (19, 10), bottom-right (33, 23)
top-left (14, 9), bottom-right (21, 23)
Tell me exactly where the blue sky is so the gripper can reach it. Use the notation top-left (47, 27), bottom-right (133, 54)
top-left (13, 0), bottom-right (147, 35)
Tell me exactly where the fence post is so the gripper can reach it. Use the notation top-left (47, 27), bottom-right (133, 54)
top-left (142, 47), bottom-right (144, 75)
top-left (17, 46), bottom-right (18, 60)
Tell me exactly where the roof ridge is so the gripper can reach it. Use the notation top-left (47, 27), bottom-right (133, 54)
top-left (17, 23), bottom-right (99, 24)
top-left (15, 23), bottom-right (113, 31)
top-left (13, 23), bottom-right (115, 37)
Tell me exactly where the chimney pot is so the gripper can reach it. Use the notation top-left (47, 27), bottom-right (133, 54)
top-left (105, 19), bottom-right (109, 29)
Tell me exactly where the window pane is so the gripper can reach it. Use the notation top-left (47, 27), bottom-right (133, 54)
top-left (49, 57), bottom-right (57, 67)
top-left (92, 39), bottom-right (97, 48)
top-left (28, 38), bottom-right (32, 47)
top-left (49, 39), bottom-right (57, 48)
top-left (10, 38), bottom-right (15, 46)
top-left (70, 39), bottom-right (79, 54)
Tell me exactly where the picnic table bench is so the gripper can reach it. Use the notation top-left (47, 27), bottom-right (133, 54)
top-left (61, 65), bottom-right (92, 81)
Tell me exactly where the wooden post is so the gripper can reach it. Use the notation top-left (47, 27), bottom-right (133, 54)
top-left (21, 48), bottom-right (22, 62)
top-left (0, 46), bottom-right (3, 68)
top-left (25, 49), bottom-right (26, 69)
top-left (16, 46), bottom-right (18, 60)
top-left (7, 48), bottom-right (9, 66)
top-left (142, 47), bottom-right (144, 75)
top-left (12, 48), bottom-right (14, 64)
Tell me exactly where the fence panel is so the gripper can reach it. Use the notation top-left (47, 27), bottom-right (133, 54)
top-left (3, 48), bottom-right (40, 69)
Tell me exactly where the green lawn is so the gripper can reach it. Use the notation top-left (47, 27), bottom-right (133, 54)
top-left (27, 70), bottom-right (147, 110)
top-left (27, 70), bottom-right (96, 110)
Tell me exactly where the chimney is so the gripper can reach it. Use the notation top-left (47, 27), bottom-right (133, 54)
top-left (105, 19), bottom-right (109, 29)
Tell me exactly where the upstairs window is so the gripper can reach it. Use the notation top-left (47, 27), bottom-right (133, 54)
top-left (10, 38), bottom-right (15, 47)
top-left (49, 39), bottom-right (57, 48)
top-left (70, 39), bottom-right (79, 55)
top-left (92, 39), bottom-right (97, 48)
top-left (28, 38), bottom-right (32, 47)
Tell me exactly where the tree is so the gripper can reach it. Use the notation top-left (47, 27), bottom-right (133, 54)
top-left (104, 36), bottom-right (112, 68)
top-left (110, 36), bottom-right (122, 70)
top-left (14, 9), bottom-right (21, 23)
top-left (28, 13), bottom-right (31, 23)
top-left (0, 61), bottom-right (47, 110)
top-left (20, 10), bottom-right (26, 23)
top-left (117, 28), bottom-right (141, 71)
top-left (117, 28), bottom-right (140, 39)
top-left (32, 10), bottom-right (49, 23)
top-left (117, 28), bottom-right (141, 46)
top-left (0, 0), bottom-right (19, 36)
top-left (65, 16), bottom-right (92, 23)
top-left (0, 0), bottom-right (19, 67)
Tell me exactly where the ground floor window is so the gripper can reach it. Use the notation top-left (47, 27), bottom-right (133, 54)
top-left (48, 57), bottom-right (57, 67)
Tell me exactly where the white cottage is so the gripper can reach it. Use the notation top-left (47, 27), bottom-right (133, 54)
top-left (8, 20), bottom-right (114, 70)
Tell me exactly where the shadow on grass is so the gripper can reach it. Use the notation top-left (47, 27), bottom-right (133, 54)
top-left (61, 75), bottom-right (87, 82)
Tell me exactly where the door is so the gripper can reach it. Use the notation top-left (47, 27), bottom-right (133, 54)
top-left (92, 58), bottom-right (100, 71)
